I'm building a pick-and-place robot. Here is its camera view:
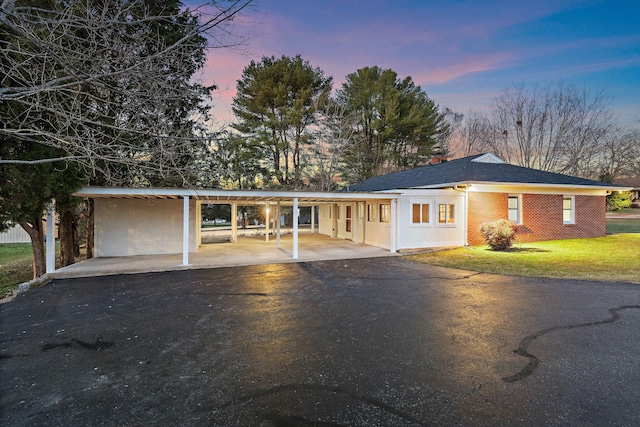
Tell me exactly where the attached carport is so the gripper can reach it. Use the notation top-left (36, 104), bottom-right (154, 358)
top-left (60, 187), bottom-right (400, 274)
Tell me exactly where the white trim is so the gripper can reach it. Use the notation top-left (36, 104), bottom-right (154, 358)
top-left (182, 196), bottom-right (190, 266)
top-left (409, 199), bottom-right (433, 227)
top-left (409, 181), bottom-right (622, 194)
top-left (463, 189), bottom-right (469, 246)
top-left (75, 186), bottom-right (401, 203)
top-left (508, 194), bottom-right (523, 224)
top-left (46, 200), bottom-right (56, 273)
top-left (563, 195), bottom-right (575, 225)
top-left (471, 153), bottom-right (506, 164)
top-left (293, 197), bottom-right (299, 259)
top-left (311, 205), bottom-right (316, 233)
top-left (231, 202), bottom-right (238, 243)
top-left (276, 202), bottom-right (281, 248)
top-left (436, 203), bottom-right (456, 227)
top-left (265, 204), bottom-right (270, 242)
top-left (390, 199), bottom-right (397, 252)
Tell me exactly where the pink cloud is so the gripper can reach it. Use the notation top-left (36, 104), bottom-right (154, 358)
top-left (412, 53), bottom-right (514, 85)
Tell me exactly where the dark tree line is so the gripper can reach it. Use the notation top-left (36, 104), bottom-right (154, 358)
top-left (218, 58), bottom-right (449, 190)
top-left (1, 0), bottom-right (253, 277)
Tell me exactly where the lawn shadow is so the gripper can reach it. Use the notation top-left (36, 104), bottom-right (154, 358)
top-left (484, 247), bottom-right (551, 253)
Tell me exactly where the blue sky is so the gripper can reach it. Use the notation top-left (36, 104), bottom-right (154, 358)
top-left (201, 0), bottom-right (640, 125)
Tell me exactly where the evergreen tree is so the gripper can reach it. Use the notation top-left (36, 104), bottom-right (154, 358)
top-left (337, 66), bottom-right (447, 182)
top-left (232, 55), bottom-right (332, 188)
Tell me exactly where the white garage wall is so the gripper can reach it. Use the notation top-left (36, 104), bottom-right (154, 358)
top-left (0, 225), bottom-right (31, 244)
top-left (396, 190), bottom-right (465, 249)
top-left (318, 204), bottom-right (334, 236)
top-left (94, 198), bottom-right (197, 257)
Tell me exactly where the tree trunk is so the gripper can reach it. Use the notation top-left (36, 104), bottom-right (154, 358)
top-left (59, 209), bottom-right (75, 267)
top-left (85, 199), bottom-right (94, 259)
top-left (73, 212), bottom-right (80, 258)
top-left (20, 218), bottom-right (46, 279)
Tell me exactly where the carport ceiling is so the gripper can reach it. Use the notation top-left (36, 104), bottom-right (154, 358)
top-left (74, 187), bottom-right (399, 205)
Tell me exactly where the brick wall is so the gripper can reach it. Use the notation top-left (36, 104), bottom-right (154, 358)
top-left (467, 192), bottom-right (606, 246)
top-left (468, 192), bottom-right (507, 245)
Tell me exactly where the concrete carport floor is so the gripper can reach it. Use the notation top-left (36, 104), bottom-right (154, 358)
top-left (2, 257), bottom-right (640, 426)
top-left (50, 232), bottom-right (397, 279)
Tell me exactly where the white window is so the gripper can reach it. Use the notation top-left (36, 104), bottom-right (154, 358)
top-left (438, 204), bottom-right (455, 224)
top-left (411, 203), bottom-right (430, 224)
top-left (367, 204), bottom-right (377, 222)
top-left (508, 195), bottom-right (522, 224)
top-left (379, 204), bottom-right (390, 223)
top-left (563, 196), bottom-right (575, 224)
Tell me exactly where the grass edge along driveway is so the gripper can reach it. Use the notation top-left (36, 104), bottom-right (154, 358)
top-left (408, 234), bottom-right (640, 284)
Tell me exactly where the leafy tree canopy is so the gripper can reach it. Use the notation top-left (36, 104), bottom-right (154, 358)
top-left (337, 66), bottom-right (447, 182)
top-left (232, 54), bottom-right (332, 187)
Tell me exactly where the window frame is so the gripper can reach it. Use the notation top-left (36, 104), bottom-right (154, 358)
top-left (563, 195), bottom-right (575, 225)
top-left (367, 203), bottom-right (377, 222)
top-left (508, 194), bottom-right (522, 224)
top-left (379, 203), bottom-right (390, 223)
top-left (437, 203), bottom-right (455, 225)
top-left (410, 202), bottom-right (431, 226)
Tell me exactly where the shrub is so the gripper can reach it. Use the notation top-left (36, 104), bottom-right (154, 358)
top-left (480, 219), bottom-right (519, 251)
top-left (606, 191), bottom-right (632, 211)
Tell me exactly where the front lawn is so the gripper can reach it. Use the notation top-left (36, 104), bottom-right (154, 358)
top-left (408, 234), bottom-right (640, 283)
top-left (607, 219), bottom-right (640, 234)
top-left (0, 243), bottom-right (34, 297)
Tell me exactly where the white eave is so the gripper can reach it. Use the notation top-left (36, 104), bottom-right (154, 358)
top-left (394, 181), bottom-right (631, 192)
top-left (74, 186), bottom-right (401, 204)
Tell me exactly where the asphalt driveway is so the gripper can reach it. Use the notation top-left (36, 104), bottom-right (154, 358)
top-left (1, 257), bottom-right (639, 426)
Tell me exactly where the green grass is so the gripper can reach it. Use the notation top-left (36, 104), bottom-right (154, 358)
top-left (408, 234), bottom-right (640, 283)
top-left (607, 219), bottom-right (640, 234)
top-left (0, 243), bottom-right (35, 297)
top-left (201, 223), bottom-right (232, 229)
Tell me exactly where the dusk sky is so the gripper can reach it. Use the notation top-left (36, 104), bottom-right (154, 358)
top-left (201, 0), bottom-right (640, 125)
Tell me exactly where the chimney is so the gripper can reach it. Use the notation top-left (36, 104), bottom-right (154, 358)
top-left (431, 155), bottom-right (448, 165)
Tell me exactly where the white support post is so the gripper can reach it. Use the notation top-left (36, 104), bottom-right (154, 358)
top-left (353, 203), bottom-right (359, 245)
top-left (276, 201), bottom-right (281, 248)
top-left (46, 200), bottom-right (55, 273)
top-left (311, 205), bottom-right (316, 233)
top-left (265, 204), bottom-right (270, 242)
top-left (390, 198), bottom-right (397, 253)
top-left (293, 197), bottom-right (299, 259)
top-left (464, 189), bottom-right (469, 246)
top-left (182, 196), bottom-right (190, 266)
top-left (231, 202), bottom-right (238, 243)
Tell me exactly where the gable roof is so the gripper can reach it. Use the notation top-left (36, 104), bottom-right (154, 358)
top-left (347, 153), bottom-right (621, 192)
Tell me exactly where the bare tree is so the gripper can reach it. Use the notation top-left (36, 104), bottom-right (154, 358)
top-left (0, 0), bottom-right (253, 278)
top-left (449, 109), bottom-right (495, 157)
top-left (485, 82), bottom-right (614, 177)
top-left (598, 126), bottom-right (640, 180)
top-left (1, 0), bottom-right (253, 185)
top-left (305, 97), bottom-right (358, 191)
top-left (434, 107), bottom-right (464, 157)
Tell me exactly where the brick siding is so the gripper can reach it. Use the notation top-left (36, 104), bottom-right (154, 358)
top-left (467, 192), bottom-right (606, 246)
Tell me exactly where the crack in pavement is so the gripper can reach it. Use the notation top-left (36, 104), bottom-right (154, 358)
top-left (41, 337), bottom-right (114, 352)
top-left (503, 304), bottom-right (640, 383)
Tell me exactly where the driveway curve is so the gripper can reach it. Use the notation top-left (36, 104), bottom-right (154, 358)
top-left (1, 257), bottom-right (639, 426)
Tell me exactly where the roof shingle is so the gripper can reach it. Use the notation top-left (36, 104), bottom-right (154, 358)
top-left (347, 154), bottom-right (618, 191)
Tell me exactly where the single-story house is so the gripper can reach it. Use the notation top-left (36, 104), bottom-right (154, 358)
top-left (53, 153), bottom-right (626, 274)
top-left (613, 177), bottom-right (640, 202)
top-left (344, 153), bottom-right (626, 247)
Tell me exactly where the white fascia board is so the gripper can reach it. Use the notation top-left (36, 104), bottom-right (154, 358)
top-left (399, 181), bottom-right (627, 193)
top-left (74, 186), bottom-right (401, 202)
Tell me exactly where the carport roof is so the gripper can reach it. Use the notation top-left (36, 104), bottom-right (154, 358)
top-left (74, 186), bottom-right (400, 204)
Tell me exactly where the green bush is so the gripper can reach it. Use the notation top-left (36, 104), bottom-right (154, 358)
top-left (606, 191), bottom-right (632, 211)
top-left (480, 219), bottom-right (519, 251)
